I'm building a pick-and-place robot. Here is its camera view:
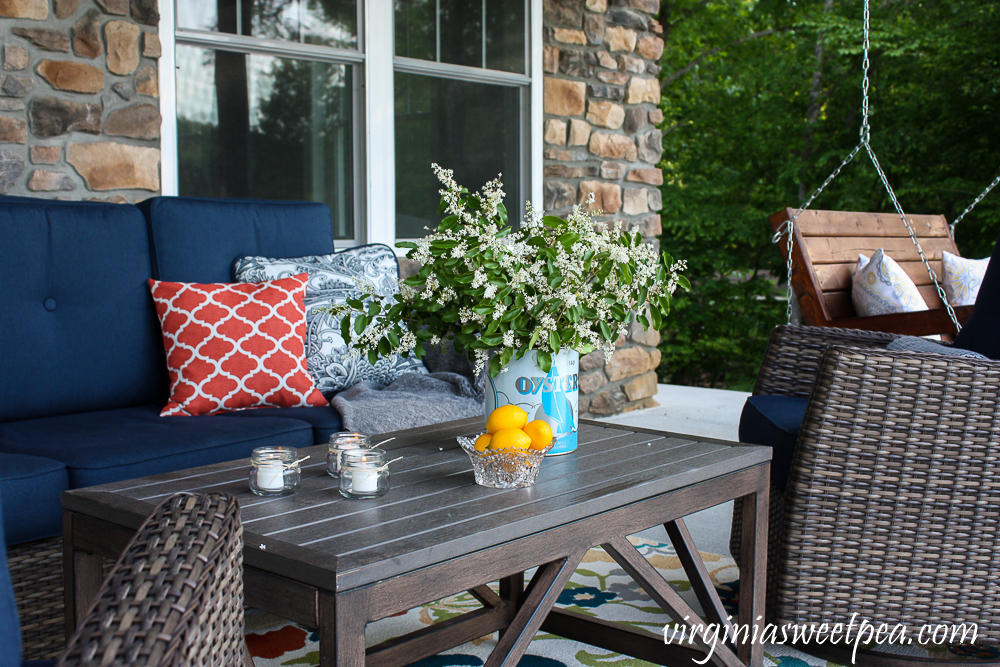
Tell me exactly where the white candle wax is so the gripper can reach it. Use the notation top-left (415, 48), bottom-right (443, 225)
top-left (351, 469), bottom-right (378, 493)
top-left (257, 464), bottom-right (284, 491)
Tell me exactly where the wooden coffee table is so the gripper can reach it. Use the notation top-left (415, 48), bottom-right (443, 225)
top-left (62, 418), bottom-right (770, 667)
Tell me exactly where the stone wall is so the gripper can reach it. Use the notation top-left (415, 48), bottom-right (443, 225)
top-left (542, 0), bottom-right (664, 418)
top-left (0, 0), bottom-right (161, 200)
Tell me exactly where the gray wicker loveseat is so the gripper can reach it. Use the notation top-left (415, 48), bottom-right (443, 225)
top-left (732, 234), bottom-right (1000, 662)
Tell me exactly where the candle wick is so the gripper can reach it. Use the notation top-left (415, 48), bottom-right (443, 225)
top-left (372, 437), bottom-right (395, 449)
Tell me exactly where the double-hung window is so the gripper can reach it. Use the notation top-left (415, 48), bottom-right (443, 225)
top-left (161, 0), bottom-right (540, 247)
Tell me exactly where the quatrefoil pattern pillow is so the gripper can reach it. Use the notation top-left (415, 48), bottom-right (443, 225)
top-left (148, 274), bottom-right (328, 416)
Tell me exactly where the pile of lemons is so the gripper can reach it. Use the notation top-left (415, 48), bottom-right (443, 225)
top-left (475, 405), bottom-right (553, 453)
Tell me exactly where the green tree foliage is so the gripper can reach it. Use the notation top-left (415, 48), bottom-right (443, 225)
top-left (656, 0), bottom-right (1000, 388)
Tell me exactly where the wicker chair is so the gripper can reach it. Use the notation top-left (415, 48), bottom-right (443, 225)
top-left (731, 324), bottom-right (1000, 663)
top-left (1, 493), bottom-right (251, 666)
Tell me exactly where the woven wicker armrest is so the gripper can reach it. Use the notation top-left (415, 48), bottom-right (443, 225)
top-left (779, 345), bottom-right (1000, 641)
top-left (58, 493), bottom-right (247, 667)
top-left (752, 325), bottom-right (897, 397)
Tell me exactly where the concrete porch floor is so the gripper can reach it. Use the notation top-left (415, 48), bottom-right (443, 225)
top-left (597, 383), bottom-right (751, 557)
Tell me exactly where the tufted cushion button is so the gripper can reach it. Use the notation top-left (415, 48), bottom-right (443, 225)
top-left (43, 298), bottom-right (57, 311)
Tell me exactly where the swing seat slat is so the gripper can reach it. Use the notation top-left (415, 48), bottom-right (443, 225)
top-left (772, 208), bottom-right (975, 336)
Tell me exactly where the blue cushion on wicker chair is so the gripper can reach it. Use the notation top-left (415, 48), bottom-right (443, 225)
top-left (738, 395), bottom-right (808, 488)
top-left (954, 230), bottom-right (1000, 359)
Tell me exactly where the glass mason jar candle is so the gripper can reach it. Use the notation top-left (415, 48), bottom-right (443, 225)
top-left (327, 432), bottom-right (372, 476)
top-left (339, 449), bottom-right (389, 499)
top-left (250, 446), bottom-right (302, 496)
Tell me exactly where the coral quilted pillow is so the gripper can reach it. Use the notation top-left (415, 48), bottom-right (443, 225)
top-left (852, 249), bottom-right (929, 316)
top-left (942, 250), bottom-right (989, 307)
top-left (148, 274), bottom-right (328, 416)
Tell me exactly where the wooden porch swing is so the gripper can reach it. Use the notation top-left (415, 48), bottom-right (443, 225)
top-left (771, 2), bottom-right (999, 338)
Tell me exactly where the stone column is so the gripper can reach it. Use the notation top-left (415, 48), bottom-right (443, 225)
top-left (543, 0), bottom-right (665, 418)
top-left (0, 0), bottom-right (161, 200)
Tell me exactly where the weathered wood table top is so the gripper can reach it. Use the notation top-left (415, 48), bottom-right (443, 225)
top-left (63, 418), bottom-right (771, 667)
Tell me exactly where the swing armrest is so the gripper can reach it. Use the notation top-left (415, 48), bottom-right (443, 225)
top-left (752, 325), bottom-right (897, 397)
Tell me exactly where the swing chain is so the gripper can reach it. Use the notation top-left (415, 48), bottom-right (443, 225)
top-left (775, 0), bottom-right (961, 332)
top-left (951, 172), bottom-right (1000, 234)
top-left (773, 140), bottom-right (865, 325)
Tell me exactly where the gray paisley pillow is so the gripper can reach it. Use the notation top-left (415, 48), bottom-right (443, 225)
top-left (233, 245), bottom-right (427, 398)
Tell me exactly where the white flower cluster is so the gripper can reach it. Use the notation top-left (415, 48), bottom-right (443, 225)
top-left (398, 165), bottom-right (684, 374)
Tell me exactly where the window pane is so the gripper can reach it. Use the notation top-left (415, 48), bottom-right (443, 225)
top-left (176, 45), bottom-right (354, 239)
top-left (394, 0), bottom-right (524, 73)
top-left (395, 73), bottom-right (521, 238)
top-left (177, 0), bottom-right (357, 50)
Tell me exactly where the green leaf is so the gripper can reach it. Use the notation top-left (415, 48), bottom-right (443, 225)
top-left (378, 338), bottom-right (391, 356)
top-left (340, 314), bottom-right (352, 344)
top-left (528, 329), bottom-right (541, 349)
top-left (677, 275), bottom-right (692, 291)
top-left (549, 331), bottom-right (560, 353)
top-left (649, 305), bottom-right (662, 330)
top-left (599, 321), bottom-right (614, 341)
top-left (396, 241), bottom-right (418, 250)
top-left (354, 314), bottom-right (369, 334)
top-left (542, 215), bottom-right (565, 229)
top-left (489, 355), bottom-right (502, 378)
top-left (367, 349), bottom-right (378, 365)
top-left (537, 350), bottom-right (552, 373)
top-left (387, 329), bottom-right (400, 348)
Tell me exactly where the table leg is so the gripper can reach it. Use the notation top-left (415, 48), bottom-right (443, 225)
top-left (497, 572), bottom-right (524, 640)
top-left (485, 553), bottom-right (584, 667)
top-left (737, 482), bottom-right (769, 667)
top-left (61, 511), bottom-right (104, 639)
top-left (603, 535), bottom-right (744, 667)
top-left (319, 588), bottom-right (369, 667)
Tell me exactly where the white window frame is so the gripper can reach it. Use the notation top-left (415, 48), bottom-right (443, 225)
top-left (159, 0), bottom-right (542, 250)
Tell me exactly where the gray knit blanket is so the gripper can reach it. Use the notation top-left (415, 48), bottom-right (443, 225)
top-left (330, 343), bottom-right (484, 435)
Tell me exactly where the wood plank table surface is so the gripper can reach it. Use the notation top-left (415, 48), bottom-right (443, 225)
top-left (62, 418), bottom-right (771, 667)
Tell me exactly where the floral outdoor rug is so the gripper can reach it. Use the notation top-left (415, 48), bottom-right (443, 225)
top-left (246, 536), bottom-right (997, 667)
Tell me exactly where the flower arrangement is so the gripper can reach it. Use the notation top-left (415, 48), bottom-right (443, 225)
top-left (327, 164), bottom-right (688, 377)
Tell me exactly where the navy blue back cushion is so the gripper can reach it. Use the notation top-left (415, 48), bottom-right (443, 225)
top-left (138, 196), bottom-right (335, 283)
top-left (954, 232), bottom-right (1000, 359)
top-left (0, 494), bottom-right (23, 666)
top-left (0, 198), bottom-right (167, 422)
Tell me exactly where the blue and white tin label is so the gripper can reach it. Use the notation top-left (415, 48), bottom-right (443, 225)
top-left (485, 349), bottom-right (579, 455)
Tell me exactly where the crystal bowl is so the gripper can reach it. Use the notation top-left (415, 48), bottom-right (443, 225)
top-left (457, 434), bottom-right (552, 488)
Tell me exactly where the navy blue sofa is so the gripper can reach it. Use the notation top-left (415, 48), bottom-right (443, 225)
top-left (0, 195), bottom-right (347, 548)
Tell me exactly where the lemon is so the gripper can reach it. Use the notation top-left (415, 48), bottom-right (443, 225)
top-left (474, 433), bottom-right (492, 452)
top-left (487, 427), bottom-right (532, 451)
top-left (486, 405), bottom-right (528, 434)
top-left (523, 420), bottom-right (554, 450)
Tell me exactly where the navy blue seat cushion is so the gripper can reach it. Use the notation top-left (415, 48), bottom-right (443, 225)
top-left (0, 498), bottom-right (22, 667)
top-left (0, 454), bottom-right (68, 545)
top-left (0, 197), bottom-right (167, 422)
top-left (954, 230), bottom-right (1000, 359)
top-left (138, 196), bottom-right (335, 283)
top-left (219, 405), bottom-right (343, 444)
top-left (0, 405), bottom-right (313, 489)
top-left (739, 395), bottom-right (809, 488)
